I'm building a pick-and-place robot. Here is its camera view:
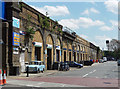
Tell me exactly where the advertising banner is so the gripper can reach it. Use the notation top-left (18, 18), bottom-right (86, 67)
top-left (13, 32), bottom-right (20, 46)
top-left (13, 17), bottom-right (20, 28)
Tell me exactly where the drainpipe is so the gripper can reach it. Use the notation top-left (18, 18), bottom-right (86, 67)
top-left (0, 19), bottom-right (2, 70)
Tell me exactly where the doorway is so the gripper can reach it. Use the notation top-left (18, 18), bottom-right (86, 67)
top-left (74, 52), bottom-right (76, 62)
top-left (20, 52), bottom-right (25, 72)
top-left (35, 47), bottom-right (41, 61)
top-left (69, 52), bottom-right (71, 61)
top-left (64, 51), bottom-right (66, 62)
top-left (77, 53), bottom-right (79, 62)
top-left (56, 50), bottom-right (60, 62)
top-left (47, 49), bottom-right (52, 70)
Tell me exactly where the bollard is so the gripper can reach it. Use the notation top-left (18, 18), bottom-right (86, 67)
top-left (26, 66), bottom-right (29, 77)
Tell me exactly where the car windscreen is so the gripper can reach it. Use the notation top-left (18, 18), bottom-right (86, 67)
top-left (29, 62), bottom-right (38, 65)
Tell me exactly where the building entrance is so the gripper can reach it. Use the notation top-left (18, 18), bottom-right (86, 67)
top-left (77, 53), bottom-right (79, 62)
top-left (74, 52), bottom-right (76, 62)
top-left (64, 51), bottom-right (66, 62)
top-left (69, 52), bottom-right (71, 61)
top-left (35, 47), bottom-right (41, 61)
top-left (47, 49), bottom-right (52, 70)
top-left (56, 50), bottom-right (60, 62)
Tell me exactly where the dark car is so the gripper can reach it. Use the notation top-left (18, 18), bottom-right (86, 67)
top-left (58, 62), bottom-right (69, 71)
top-left (66, 61), bottom-right (83, 68)
top-left (117, 60), bottom-right (120, 66)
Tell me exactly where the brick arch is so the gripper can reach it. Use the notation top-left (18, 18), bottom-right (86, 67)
top-left (46, 34), bottom-right (55, 45)
top-left (33, 31), bottom-right (43, 43)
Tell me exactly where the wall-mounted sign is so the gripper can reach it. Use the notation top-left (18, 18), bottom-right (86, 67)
top-left (22, 48), bottom-right (25, 51)
top-left (0, 1), bottom-right (5, 19)
top-left (13, 51), bottom-right (19, 54)
top-left (13, 32), bottom-right (20, 46)
top-left (47, 44), bottom-right (52, 49)
top-left (69, 49), bottom-right (72, 51)
top-left (63, 48), bottom-right (67, 50)
top-left (12, 17), bottom-right (20, 28)
top-left (56, 46), bottom-right (60, 50)
top-left (33, 42), bottom-right (42, 47)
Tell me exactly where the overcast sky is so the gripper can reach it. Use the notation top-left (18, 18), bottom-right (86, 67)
top-left (25, 0), bottom-right (118, 50)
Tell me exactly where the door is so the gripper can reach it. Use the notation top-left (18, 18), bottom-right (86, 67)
top-left (69, 52), bottom-right (71, 61)
top-left (47, 49), bottom-right (52, 70)
top-left (20, 52), bottom-right (25, 72)
top-left (56, 50), bottom-right (59, 62)
top-left (64, 51), bottom-right (66, 62)
top-left (74, 52), bottom-right (76, 62)
top-left (77, 53), bottom-right (79, 62)
top-left (35, 47), bottom-right (41, 61)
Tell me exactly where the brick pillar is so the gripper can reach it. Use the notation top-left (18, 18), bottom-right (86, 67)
top-left (0, 19), bottom-right (2, 70)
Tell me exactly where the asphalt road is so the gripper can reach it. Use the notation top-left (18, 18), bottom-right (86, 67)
top-left (49, 61), bottom-right (118, 79)
top-left (2, 61), bottom-right (119, 88)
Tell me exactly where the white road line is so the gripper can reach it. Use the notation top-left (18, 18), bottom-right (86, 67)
top-left (83, 74), bottom-right (88, 77)
top-left (82, 70), bottom-right (96, 78)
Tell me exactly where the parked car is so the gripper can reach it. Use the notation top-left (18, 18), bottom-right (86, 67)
top-left (66, 61), bottom-right (83, 68)
top-left (58, 62), bottom-right (69, 71)
top-left (84, 60), bottom-right (93, 66)
top-left (103, 57), bottom-right (107, 62)
top-left (117, 60), bottom-right (120, 66)
top-left (25, 61), bottom-right (45, 73)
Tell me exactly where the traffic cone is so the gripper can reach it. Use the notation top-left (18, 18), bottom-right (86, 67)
top-left (0, 69), bottom-right (3, 86)
top-left (3, 70), bottom-right (6, 85)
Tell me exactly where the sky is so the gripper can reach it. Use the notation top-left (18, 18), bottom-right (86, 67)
top-left (25, 0), bottom-right (118, 50)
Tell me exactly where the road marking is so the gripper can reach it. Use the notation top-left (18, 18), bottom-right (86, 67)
top-left (83, 74), bottom-right (88, 77)
top-left (83, 70), bottom-right (96, 78)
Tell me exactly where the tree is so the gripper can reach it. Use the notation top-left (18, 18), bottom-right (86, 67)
top-left (108, 39), bottom-right (120, 59)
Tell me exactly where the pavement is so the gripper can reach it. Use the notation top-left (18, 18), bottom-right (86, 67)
top-left (7, 62), bottom-right (100, 78)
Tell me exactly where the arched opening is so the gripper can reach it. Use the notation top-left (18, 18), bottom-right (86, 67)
top-left (74, 44), bottom-right (77, 62)
top-left (46, 34), bottom-right (53, 70)
top-left (62, 40), bottom-right (67, 62)
top-left (32, 31), bottom-right (43, 61)
top-left (68, 42), bottom-right (72, 61)
top-left (55, 38), bottom-right (61, 62)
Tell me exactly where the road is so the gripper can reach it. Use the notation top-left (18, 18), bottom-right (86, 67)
top-left (2, 61), bottom-right (119, 89)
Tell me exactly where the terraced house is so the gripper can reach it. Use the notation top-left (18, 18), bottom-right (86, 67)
top-left (1, 1), bottom-right (102, 76)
